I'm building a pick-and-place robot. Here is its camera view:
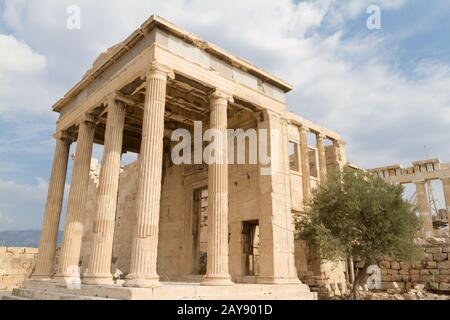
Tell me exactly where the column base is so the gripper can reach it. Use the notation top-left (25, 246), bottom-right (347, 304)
top-left (82, 273), bottom-right (115, 286)
top-left (29, 273), bottom-right (54, 281)
top-left (53, 273), bottom-right (82, 289)
top-left (123, 274), bottom-right (160, 288)
top-left (202, 275), bottom-right (234, 286)
top-left (257, 276), bottom-right (301, 285)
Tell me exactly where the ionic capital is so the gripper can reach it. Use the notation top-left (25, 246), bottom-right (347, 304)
top-left (316, 133), bottom-right (326, 141)
top-left (257, 110), bottom-right (282, 123)
top-left (210, 89), bottom-right (234, 104)
top-left (147, 61), bottom-right (175, 80)
top-left (53, 130), bottom-right (73, 143)
top-left (334, 139), bottom-right (346, 148)
top-left (78, 113), bottom-right (97, 128)
top-left (299, 126), bottom-right (309, 135)
top-left (108, 92), bottom-right (127, 110)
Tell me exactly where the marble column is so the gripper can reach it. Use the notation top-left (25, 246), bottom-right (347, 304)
top-left (83, 98), bottom-right (126, 285)
top-left (333, 140), bottom-right (347, 168)
top-left (55, 115), bottom-right (96, 282)
top-left (316, 133), bottom-right (327, 182)
top-left (414, 180), bottom-right (433, 237)
top-left (124, 62), bottom-right (173, 288)
top-left (202, 90), bottom-right (233, 286)
top-left (32, 132), bottom-right (72, 280)
top-left (299, 126), bottom-right (311, 205)
top-left (441, 177), bottom-right (450, 233)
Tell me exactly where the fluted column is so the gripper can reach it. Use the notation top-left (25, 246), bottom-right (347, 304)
top-left (32, 132), bottom-right (72, 280)
top-left (299, 126), bottom-right (311, 205)
top-left (124, 62), bottom-right (174, 288)
top-left (441, 177), bottom-right (450, 233)
top-left (414, 180), bottom-right (433, 237)
top-left (55, 115), bottom-right (96, 283)
top-left (83, 98), bottom-right (126, 285)
top-left (316, 133), bottom-right (327, 182)
top-left (202, 90), bottom-right (233, 286)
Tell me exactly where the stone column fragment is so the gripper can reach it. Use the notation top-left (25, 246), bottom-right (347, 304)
top-left (55, 115), bottom-right (96, 283)
top-left (316, 133), bottom-right (327, 182)
top-left (83, 98), bottom-right (126, 285)
top-left (299, 126), bottom-right (311, 205)
top-left (124, 62), bottom-right (173, 288)
top-left (441, 177), bottom-right (450, 234)
top-left (414, 180), bottom-right (433, 237)
top-left (333, 140), bottom-right (347, 168)
top-left (202, 90), bottom-right (233, 286)
top-left (32, 132), bottom-right (72, 280)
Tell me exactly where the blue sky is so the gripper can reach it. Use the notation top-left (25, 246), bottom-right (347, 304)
top-left (0, 0), bottom-right (449, 231)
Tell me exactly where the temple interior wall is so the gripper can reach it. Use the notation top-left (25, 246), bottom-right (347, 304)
top-left (76, 112), bottom-right (346, 289)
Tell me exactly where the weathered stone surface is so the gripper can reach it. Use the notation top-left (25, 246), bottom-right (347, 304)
top-left (391, 262), bottom-right (400, 270)
top-left (439, 283), bottom-right (450, 291)
top-left (375, 239), bottom-right (450, 295)
top-left (437, 261), bottom-right (450, 269)
top-left (399, 262), bottom-right (411, 270)
top-left (426, 247), bottom-right (442, 254)
top-left (433, 253), bottom-right (448, 262)
top-left (0, 247), bottom-right (37, 290)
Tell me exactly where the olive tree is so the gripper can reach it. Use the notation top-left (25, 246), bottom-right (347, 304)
top-left (297, 166), bottom-right (423, 299)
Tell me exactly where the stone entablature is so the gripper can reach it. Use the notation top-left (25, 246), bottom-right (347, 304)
top-left (370, 158), bottom-right (450, 184)
top-left (54, 16), bottom-right (292, 134)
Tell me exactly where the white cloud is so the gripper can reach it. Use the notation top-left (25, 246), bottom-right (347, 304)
top-left (0, 34), bottom-right (46, 74)
top-left (0, 33), bottom-right (49, 116)
top-left (0, 177), bottom-right (48, 205)
top-left (0, 0), bottom-right (449, 170)
top-left (0, 177), bottom-right (50, 231)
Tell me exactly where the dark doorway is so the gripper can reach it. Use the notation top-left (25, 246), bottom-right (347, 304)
top-left (242, 220), bottom-right (260, 276)
top-left (193, 188), bottom-right (208, 275)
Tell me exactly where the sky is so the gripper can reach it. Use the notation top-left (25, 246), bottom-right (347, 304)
top-left (0, 0), bottom-right (449, 231)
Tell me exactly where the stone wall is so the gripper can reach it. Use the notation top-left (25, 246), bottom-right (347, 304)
top-left (0, 247), bottom-right (37, 290)
top-left (295, 240), bottom-right (347, 297)
top-left (361, 238), bottom-right (450, 292)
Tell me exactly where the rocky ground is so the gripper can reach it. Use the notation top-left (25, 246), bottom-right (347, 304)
top-left (360, 285), bottom-right (450, 300)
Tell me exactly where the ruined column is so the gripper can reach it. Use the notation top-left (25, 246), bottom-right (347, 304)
top-left (124, 62), bottom-right (173, 288)
top-left (83, 98), bottom-right (126, 285)
top-left (441, 177), bottom-right (450, 233)
top-left (32, 132), bottom-right (72, 280)
top-left (316, 133), bottom-right (327, 182)
top-left (202, 90), bottom-right (233, 286)
top-left (299, 126), bottom-right (311, 205)
top-left (414, 180), bottom-right (433, 237)
top-left (333, 140), bottom-right (347, 168)
top-left (55, 115), bottom-right (96, 283)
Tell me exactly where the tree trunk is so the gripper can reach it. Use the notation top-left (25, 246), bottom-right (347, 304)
top-left (351, 261), bottom-right (371, 300)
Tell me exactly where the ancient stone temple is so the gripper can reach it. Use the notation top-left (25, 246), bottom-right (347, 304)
top-left (14, 16), bottom-right (348, 300)
top-left (370, 159), bottom-right (450, 238)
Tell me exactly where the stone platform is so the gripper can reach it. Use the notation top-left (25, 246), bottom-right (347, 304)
top-left (4, 280), bottom-right (317, 300)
